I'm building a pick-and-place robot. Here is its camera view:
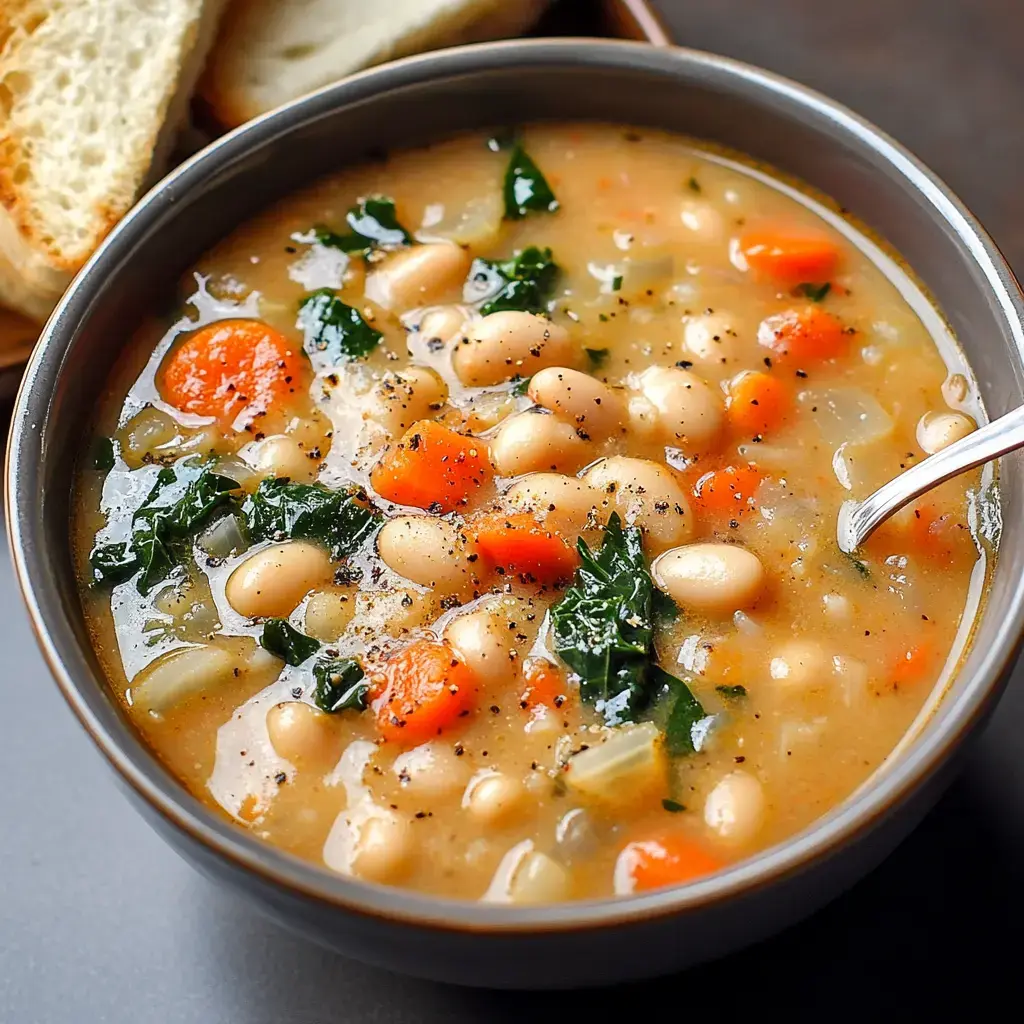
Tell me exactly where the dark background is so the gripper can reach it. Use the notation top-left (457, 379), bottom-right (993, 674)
top-left (3, 1), bottom-right (1023, 1020)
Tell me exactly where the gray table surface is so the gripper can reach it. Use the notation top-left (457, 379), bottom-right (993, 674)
top-left (5, 1), bottom-right (1024, 1020)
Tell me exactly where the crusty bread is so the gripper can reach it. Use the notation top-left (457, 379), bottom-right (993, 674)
top-left (201, 0), bottom-right (551, 129)
top-left (0, 0), bottom-right (226, 322)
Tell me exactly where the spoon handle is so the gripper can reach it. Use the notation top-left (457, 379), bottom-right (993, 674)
top-left (837, 403), bottom-right (1024, 553)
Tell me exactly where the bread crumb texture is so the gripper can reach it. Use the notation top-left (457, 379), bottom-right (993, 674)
top-left (201, 0), bottom-right (551, 128)
top-left (0, 0), bottom-right (215, 319)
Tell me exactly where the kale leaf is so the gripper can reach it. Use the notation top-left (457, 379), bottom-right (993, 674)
top-left (503, 144), bottom-right (559, 219)
top-left (260, 618), bottom-right (320, 666)
top-left (243, 478), bottom-right (381, 561)
top-left (585, 347), bottom-right (610, 369)
top-left (464, 245), bottom-right (559, 316)
top-left (550, 513), bottom-right (704, 732)
top-left (316, 196), bottom-right (411, 255)
top-left (90, 462), bottom-right (242, 592)
top-left (92, 437), bottom-right (116, 471)
top-left (662, 668), bottom-right (707, 757)
top-left (313, 657), bottom-right (368, 713)
top-left (797, 281), bottom-right (831, 302)
top-left (715, 684), bottom-right (748, 700)
top-left (299, 289), bottom-right (382, 366)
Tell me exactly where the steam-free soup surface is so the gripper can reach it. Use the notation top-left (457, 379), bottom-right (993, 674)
top-left (75, 125), bottom-right (991, 903)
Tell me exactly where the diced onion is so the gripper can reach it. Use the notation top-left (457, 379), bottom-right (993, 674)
top-left (800, 388), bottom-right (894, 447)
top-left (131, 644), bottom-right (237, 713)
top-left (564, 722), bottom-right (665, 806)
top-left (416, 194), bottom-right (503, 248)
top-left (197, 513), bottom-right (248, 559)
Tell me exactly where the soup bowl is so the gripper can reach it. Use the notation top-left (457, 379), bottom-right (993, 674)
top-left (7, 40), bottom-right (1024, 989)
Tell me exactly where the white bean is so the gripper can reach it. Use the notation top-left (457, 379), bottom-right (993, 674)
top-left (226, 541), bottom-right (333, 619)
top-left (769, 639), bottom-right (831, 697)
top-left (504, 473), bottom-right (605, 532)
top-left (417, 305), bottom-right (469, 346)
top-left (349, 588), bottom-right (434, 639)
top-left (304, 588), bottom-right (355, 642)
top-left (704, 771), bottom-right (765, 844)
top-left (582, 456), bottom-right (693, 550)
top-left (462, 771), bottom-right (528, 826)
top-left (682, 312), bottom-right (744, 365)
top-left (679, 199), bottom-right (727, 243)
top-left (452, 311), bottom-right (572, 387)
top-left (916, 410), bottom-right (976, 455)
top-left (352, 812), bottom-right (414, 883)
top-left (444, 596), bottom-right (538, 685)
top-left (366, 243), bottom-right (471, 311)
top-left (249, 434), bottom-right (318, 482)
top-left (490, 411), bottom-right (590, 476)
top-left (363, 366), bottom-right (449, 436)
top-left (652, 543), bottom-right (765, 614)
top-left (635, 365), bottom-right (724, 449)
top-left (392, 742), bottom-right (470, 800)
top-left (377, 516), bottom-right (472, 591)
top-left (527, 367), bottom-right (624, 438)
top-left (266, 701), bottom-right (340, 770)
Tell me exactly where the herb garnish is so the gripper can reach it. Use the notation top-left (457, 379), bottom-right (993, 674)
top-left (797, 282), bottom-right (831, 302)
top-left (313, 657), bottom-right (368, 713)
top-left (502, 143), bottom-right (560, 219)
top-left (243, 478), bottom-right (381, 560)
top-left (90, 462), bottom-right (242, 593)
top-left (715, 684), bottom-right (748, 700)
top-left (260, 618), bottom-right (320, 666)
top-left (550, 514), bottom-right (704, 730)
top-left (298, 289), bottom-right (382, 365)
top-left (464, 245), bottom-right (559, 316)
top-left (841, 548), bottom-right (871, 579)
top-left (316, 195), bottom-right (411, 255)
top-left (687, 176), bottom-right (702, 193)
top-left (611, 274), bottom-right (624, 292)
top-left (92, 437), bottom-right (116, 471)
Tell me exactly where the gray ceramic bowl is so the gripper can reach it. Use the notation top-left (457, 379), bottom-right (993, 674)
top-left (7, 40), bottom-right (1024, 989)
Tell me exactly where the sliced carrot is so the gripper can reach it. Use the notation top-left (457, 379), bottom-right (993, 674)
top-left (520, 657), bottom-right (570, 711)
top-left (726, 371), bottom-right (793, 437)
top-left (370, 420), bottom-right (493, 513)
top-left (160, 319), bottom-right (307, 425)
top-left (616, 834), bottom-right (722, 893)
top-left (739, 229), bottom-right (840, 282)
top-left (372, 639), bottom-right (477, 745)
top-left (891, 643), bottom-right (935, 689)
top-left (691, 465), bottom-right (764, 517)
top-left (757, 306), bottom-right (849, 362)
top-left (471, 511), bottom-right (578, 585)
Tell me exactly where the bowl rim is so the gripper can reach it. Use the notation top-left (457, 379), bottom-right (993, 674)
top-left (7, 37), bottom-right (1024, 933)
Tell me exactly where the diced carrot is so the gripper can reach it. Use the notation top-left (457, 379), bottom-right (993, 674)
top-left (160, 319), bottom-right (307, 424)
top-left (372, 639), bottom-right (477, 744)
top-left (691, 465), bottom-right (764, 517)
top-left (757, 306), bottom-right (849, 362)
top-left (616, 834), bottom-right (722, 893)
top-left (759, 305), bottom-right (848, 361)
top-left (891, 643), bottom-right (935, 689)
top-left (520, 658), bottom-right (570, 711)
top-left (471, 511), bottom-right (578, 585)
top-left (739, 229), bottom-right (840, 282)
top-left (907, 504), bottom-right (975, 564)
top-left (370, 420), bottom-right (493, 513)
top-left (726, 371), bottom-right (793, 437)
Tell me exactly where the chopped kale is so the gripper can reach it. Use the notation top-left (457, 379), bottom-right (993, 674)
top-left (585, 347), bottom-right (610, 369)
top-left (464, 245), bottom-right (559, 316)
top-left (841, 548), bottom-right (871, 579)
top-left (660, 667), bottom-right (707, 757)
top-left (315, 195), bottom-right (411, 255)
top-left (313, 657), bottom-right (368, 713)
top-left (299, 289), bottom-right (382, 365)
top-left (502, 143), bottom-right (559, 219)
top-left (90, 462), bottom-right (242, 593)
top-left (550, 514), bottom-right (702, 732)
top-left (662, 798), bottom-right (687, 813)
top-left (510, 375), bottom-right (532, 397)
top-left (92, 437), bottom-right (116, 472)
top-left (797, 281), bottom-right (832, 302)
top-left (611, 274), bottom-right (624, 292)
top-left (243, 478), bottom-right (380, 561)
top-left (715, 684), bottom-right (748, 700)
top-left (260, 619), bottom-right (320, 666)
top-left (687, 176), bottom-right (702, 193)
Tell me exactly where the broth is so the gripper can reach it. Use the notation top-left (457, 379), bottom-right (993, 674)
top-left (73, 124), bottom-right (992, 902)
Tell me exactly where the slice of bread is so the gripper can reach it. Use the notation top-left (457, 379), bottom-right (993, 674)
top-left (201, 0), bottom-right (551, 129)
top-left (0, 0), bottom-right (226, 322)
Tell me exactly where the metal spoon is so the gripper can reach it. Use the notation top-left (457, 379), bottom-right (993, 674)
top-left (837, 405), bottom-right (1022, 553)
